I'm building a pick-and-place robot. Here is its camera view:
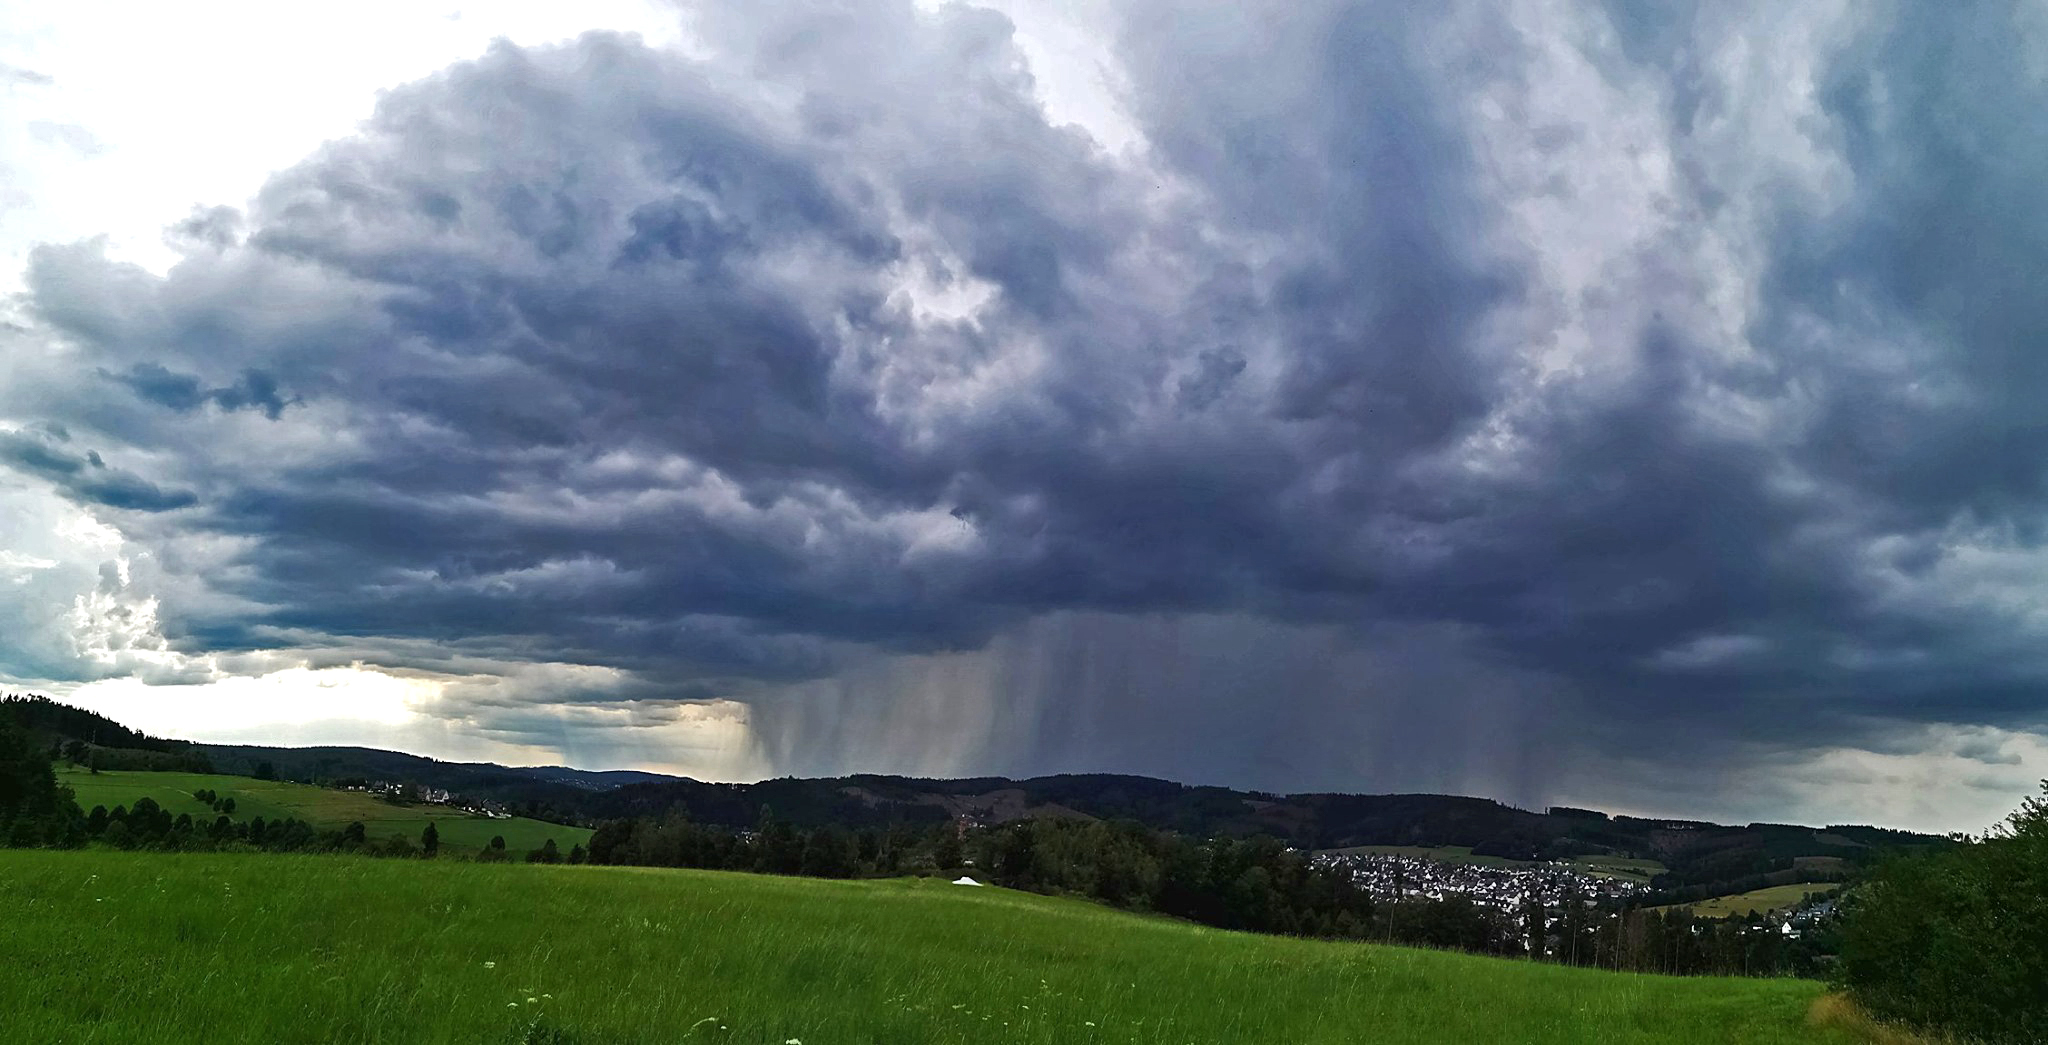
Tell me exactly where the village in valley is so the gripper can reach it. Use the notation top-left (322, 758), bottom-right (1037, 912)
top-left (336, 779), bottom-right (513, 820)
top-left (1312, 849), bottom-right (1649, 909)
top-left (1310, 849), bottom-right (1839, 943)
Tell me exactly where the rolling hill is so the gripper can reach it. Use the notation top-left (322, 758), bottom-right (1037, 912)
top-left (187, 747), bottom-right (1945, 894)
top-left (57, 767), bottom-right (590, 853)
top-left (8, 692), bottom-right (1949, 898)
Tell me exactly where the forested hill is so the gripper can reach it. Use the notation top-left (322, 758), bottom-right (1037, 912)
top-left (574, 772), bottom-right (1943, 887)
top-left (1, 694), bottom-right (213, 772)
top-left (196, 743), bottom-right (674, 805)
top-left (195, 741), bottom-right (1945, 891)
top-left (2, 694), bottom-right (192, 753)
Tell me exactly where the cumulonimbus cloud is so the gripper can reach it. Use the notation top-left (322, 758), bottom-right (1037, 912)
top-left (4, 0), bottom-right (2048, 827)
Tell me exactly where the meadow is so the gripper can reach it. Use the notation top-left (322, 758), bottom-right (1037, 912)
top-left (56, 767), bottom-right (590, 853)
top-left (1563, 854), bottom-right (1670, 885)
top-left (0, 850), bottom-right (1883, 1045)
top-left (1652, 883), bottom-right (1841, 920)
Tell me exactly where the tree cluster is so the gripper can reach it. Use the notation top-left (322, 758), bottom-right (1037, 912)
top-left (587, 809), bottom-right (910, 879)
top-left (580, 809), bottom-right (1829, 976)
top-left (81, 798), bottom-right (322, 853)
top-left (187, 789), bottom-right (238, 815)
top-left (1837, 781), bottom-right (2048, 1043)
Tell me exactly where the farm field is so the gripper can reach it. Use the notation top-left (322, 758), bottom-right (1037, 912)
top-left (0, 850), bottom-right (1884, 1045)
top-left (1652, 883), bottom-right (1841, 919)
top-left (1565, 854), bottom-right (1670, 884)
top-left (55, 767), bottom-right (589, 853)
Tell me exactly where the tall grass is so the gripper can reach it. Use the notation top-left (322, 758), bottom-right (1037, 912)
top-left (1, 850), bottom-right (1872, 1044)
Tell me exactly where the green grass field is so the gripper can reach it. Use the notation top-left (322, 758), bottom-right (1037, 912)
top-left (1565, 854), bottom-right (1670, 885)
top-left (0, 850), bottom-right (1880, 1044)
top-left (56, 767), bottom-right (589, 853)
top-left (1652, 883), bottom-right (1840, 919)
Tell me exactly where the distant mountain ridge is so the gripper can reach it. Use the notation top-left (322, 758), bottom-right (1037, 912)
top-left (195, 743), bottom-right (679, 800)
top-left (190, 741), bottom-right (1945, 894)
top-left (7, 693), bottom-right (1949, 895)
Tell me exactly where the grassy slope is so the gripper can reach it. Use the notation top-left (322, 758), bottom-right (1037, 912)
top-left (56, 767), bottom-right (589, 852)
top-left (0, 850), bottom-right (1867, 1045)
top-left (1652, 883), bottom-right (1841, 919)
top-left (1565, 854), bottom-right (1670, 884)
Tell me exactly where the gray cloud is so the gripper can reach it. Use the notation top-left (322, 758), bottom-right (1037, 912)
top-left (0, 426), bottom-right (197, 512)
top-left (6, 0), bottom-right (2048, 825)
top-left (103, 363), bottom-right (292, 419)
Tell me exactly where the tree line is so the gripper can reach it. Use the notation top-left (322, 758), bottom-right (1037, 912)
top-left (71, 797), bottom-right (585, 864)
top-left (583, 808), bottom-right (1833, 977)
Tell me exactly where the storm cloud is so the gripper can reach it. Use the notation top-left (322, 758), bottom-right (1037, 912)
top-left (5, 0), bottom-right (2048, 829)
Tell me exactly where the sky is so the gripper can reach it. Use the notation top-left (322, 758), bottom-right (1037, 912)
top-left (3, 0), bottom-right (2047, 834)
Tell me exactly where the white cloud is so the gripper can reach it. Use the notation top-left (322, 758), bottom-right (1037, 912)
top-left (0, 0), bottom-right (687, 290)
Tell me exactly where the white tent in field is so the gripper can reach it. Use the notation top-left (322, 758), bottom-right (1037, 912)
top-left (951, 876), bottom-right (984, 887)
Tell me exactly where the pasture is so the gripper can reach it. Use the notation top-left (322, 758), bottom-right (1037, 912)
top-left (1564, 854), bottom-right (1669, 885)
top-left (0, 850), bottom-right (1884, 1044)
top-left (55, 767), bottom-right (588, 853)
top-left (1653, 883), bottom-right (1840, 919)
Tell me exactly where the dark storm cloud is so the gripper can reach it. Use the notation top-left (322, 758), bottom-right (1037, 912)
top-left (102, 363), bottom-right (291, 419)
top-left (10, 0), bottom-right (2048, 818)
top-left (0, 426), bottom-right (196, 512)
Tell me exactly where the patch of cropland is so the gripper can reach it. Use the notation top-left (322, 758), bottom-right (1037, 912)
top-left (56, 768), bottom-right (588, 853)
top-left (0, 850), bottom-right (1878, 1045)
top-left (1652, 884), bottom-right (1841, 920)
top-left (1566, 855), bottom-right (1672, 885)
